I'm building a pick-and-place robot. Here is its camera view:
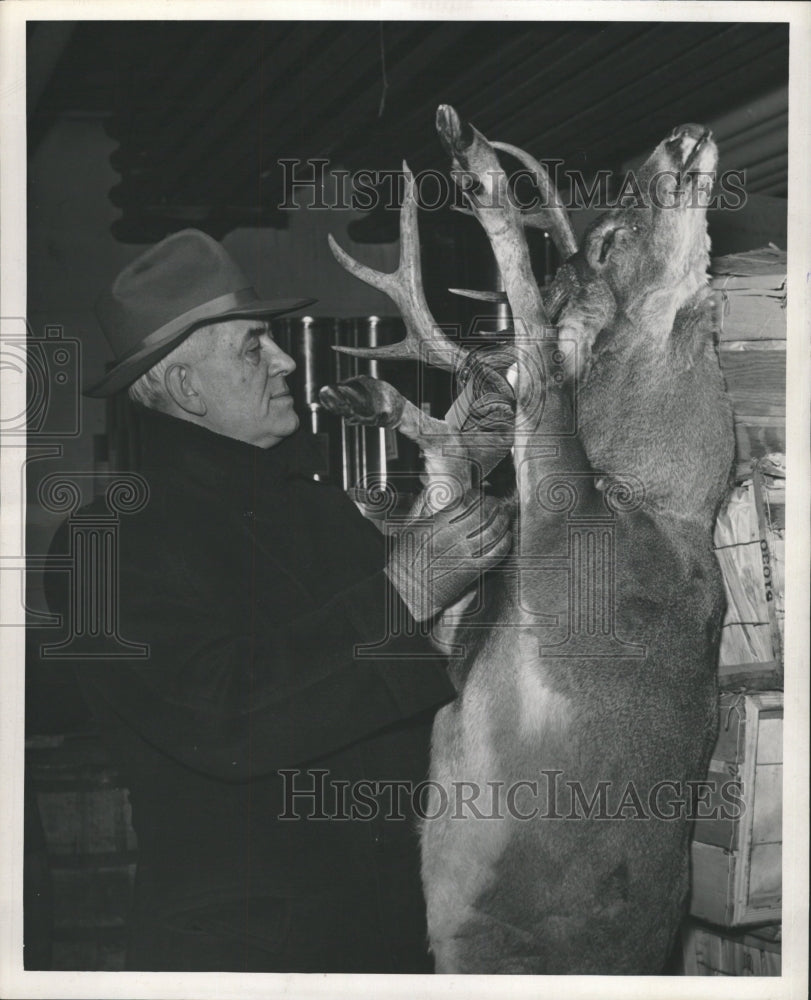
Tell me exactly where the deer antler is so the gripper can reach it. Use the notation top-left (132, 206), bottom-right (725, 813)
top-left (327, 162), bottom-right (468, 373)
top-left (448, 287), bottom-right (507, 303)
top-left (436, 104), bottom-right (551, 338)
top-left (489, 141), bottom-right (578, 260)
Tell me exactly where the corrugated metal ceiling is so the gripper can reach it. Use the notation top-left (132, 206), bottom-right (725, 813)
top-left (28, 20), bottom-right (789, 242)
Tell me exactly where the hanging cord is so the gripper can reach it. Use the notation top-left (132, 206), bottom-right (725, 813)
top-left (377, 22), bottom-right (389, 118)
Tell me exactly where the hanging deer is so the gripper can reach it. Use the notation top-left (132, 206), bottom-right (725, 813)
top-left (320, 106), bottom-right (734, 974)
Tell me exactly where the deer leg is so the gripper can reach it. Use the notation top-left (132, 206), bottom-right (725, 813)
top-left (320, 375), bottom-right (473, 513)
top-left (319, 374), bottom-right (406, 429)
top-left (321, 374), bottom-right (480, 654)
top-left (437, 105), bottom-right (550, 344)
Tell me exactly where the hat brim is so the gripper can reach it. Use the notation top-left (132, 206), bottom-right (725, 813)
top-left (83, 297), bottom-right (316, 398)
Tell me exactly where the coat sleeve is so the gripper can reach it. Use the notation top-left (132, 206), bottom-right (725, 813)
top-left (44, 518), bottom-right (455, 783)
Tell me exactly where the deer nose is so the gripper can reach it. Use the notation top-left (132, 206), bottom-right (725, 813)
top-left (668, 123), bottom-right (708, 143)
top-left (665, 124), bottom-right (712, 168)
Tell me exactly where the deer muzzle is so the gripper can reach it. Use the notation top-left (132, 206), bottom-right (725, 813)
top-left (663, 123), bottom-right (716, 174)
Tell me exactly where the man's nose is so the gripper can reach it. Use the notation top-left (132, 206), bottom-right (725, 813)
top-left (262, 335), bottom-right (296, 376)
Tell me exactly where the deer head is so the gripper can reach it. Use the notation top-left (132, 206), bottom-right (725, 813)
top-left (553, 125), bottom-right (718, 378)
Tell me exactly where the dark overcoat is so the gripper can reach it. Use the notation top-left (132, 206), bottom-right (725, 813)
top-left (45, 406), bottom-right (455, 972)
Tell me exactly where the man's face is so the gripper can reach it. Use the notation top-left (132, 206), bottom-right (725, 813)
top-left (190, 318), bottom-right (299, 448)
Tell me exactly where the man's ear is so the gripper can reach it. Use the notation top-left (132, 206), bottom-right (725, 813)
top-left (164, 363), bottom-right (206, 416)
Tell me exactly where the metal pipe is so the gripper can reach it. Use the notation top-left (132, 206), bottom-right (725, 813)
top-left (300, 316), bottom-right (319, 435)
top-left (334, 318), bottom-right (351, 492)
top-left (367, 316), bottom-right (387, 489)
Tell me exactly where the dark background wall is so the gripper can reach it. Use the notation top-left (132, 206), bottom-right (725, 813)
top-left (18, 16), bottom-right (791, 973)
top-left (23, 18), bottom-right (789, 638)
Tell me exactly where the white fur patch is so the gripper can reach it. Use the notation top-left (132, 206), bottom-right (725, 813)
top-left (678, 134), bottom-right (698, 162)
top-left (516, 631), bottom-right (570, 737)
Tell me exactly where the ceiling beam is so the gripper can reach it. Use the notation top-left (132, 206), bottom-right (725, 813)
top-left (166, 23), bottom-right (373, 200)
top-left (582, 29), bottom-right (788, 169)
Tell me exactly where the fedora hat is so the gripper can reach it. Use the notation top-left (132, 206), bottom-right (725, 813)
top-left (84, 229), bottom-right (316, 397)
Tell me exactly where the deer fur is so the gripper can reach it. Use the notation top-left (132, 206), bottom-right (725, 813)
top-left (321, 109), bottom-right (734, 974)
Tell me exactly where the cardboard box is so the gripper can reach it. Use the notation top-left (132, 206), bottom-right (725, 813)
top-left (689, 691), bottom-right (782, 927)
top-left (681, 921), bottom-right (781, 976)
top-left (712, 246), bottom-right (786, 476)
top-left (713, 463), bottom-right (784, 691)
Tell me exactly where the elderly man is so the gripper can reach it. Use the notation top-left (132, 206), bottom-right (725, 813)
top-left (45, 230), bottom-right (510, 973)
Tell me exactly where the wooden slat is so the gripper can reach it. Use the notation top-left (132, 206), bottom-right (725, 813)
top-left (51, 865), bottom-right (135, 929)
top-left (719, 660), bottom-right (783, 692)
top-left (142, 24), bottom-right (253, 137)
top-left (48, 849), bottom-right (138, 870)
top-left (363, 23), bottom-right (606, 168)
top-left (51, 937), bottom-right (127, 972)
top-left (212, 23), bottom-right (426, 203)
top-left (718, 301), bottom-right (785, 341)
top-left (709, 195), bottom-right (788, 259)
top-left (316, 24), bottom-right (471, 159)
top-left (752, 466), bottom-right (784, 672)
top-left (691, 768), bottom-right (739, 849)
top-left (585, 28), bottom-right (789, 168)
top-left (689, 694), bottom-right (783, 927)
top-left (690, 841), bottom-right (737, 925)
top-left (720, 349), bottom-right (785, 417)
top-left (507, 23), bottom-right (735, 153)
top-left (190, 23), bottom-right (382, 203)
top-left (162, 23), bottom-right (326, 198)
top-left (733, 417), bottom-right (785, 475)
top-left (156, 25), bottom-right (292, 162)
top-left (682, 921), bottom-right (781, 977)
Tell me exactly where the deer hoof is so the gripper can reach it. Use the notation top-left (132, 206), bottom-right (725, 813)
top-left (319, 375), bottom-right (404, 428)
top-left (436, 104), bottom-right (474, 157)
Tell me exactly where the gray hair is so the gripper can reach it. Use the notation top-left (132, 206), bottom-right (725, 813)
top-left (127, 326), bottom-right (212, 411)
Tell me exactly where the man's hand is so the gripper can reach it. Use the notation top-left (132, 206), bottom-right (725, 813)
top-left (385, 491), bottom-right (512, 622)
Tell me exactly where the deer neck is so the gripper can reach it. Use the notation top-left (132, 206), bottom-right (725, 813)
top-left (513, 352), bottom-right (599, 522)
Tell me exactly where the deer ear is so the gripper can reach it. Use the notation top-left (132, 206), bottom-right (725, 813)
top-left (586, 220), bottom-right (625, 270)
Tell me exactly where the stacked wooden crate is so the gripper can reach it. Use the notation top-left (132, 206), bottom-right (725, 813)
top-left (713, 245), bottom-right (786, 477)
top-left (682, 923), bottom-right (781, 976)
top-left (684, 246), bottom-right (786, 976)
top-left (689, 692), bottom-right (782, 928)
top-left (713, 459), bottom-right (785, 691)
top-left (26, 733), bottom-right (137, 970)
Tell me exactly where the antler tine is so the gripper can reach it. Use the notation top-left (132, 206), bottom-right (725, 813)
top-left (448, 287), bottom-right (508, 303)
top-left (450, 203), bottom-right (476, 219)
top-left (491, 140), bottom-right (578, 260)
top-left (327, 234), bottom-right (395, 298)
top-left (397, 161), bottom-right (421, 279)
top-left (327, 160), bottom-right (467, 372)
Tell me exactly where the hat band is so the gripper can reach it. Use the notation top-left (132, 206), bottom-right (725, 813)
top-left (117, 286), bottom-right (259, 363)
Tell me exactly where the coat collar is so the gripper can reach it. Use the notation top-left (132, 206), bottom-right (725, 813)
top-left (134, 405), bottom-right (323, 501)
